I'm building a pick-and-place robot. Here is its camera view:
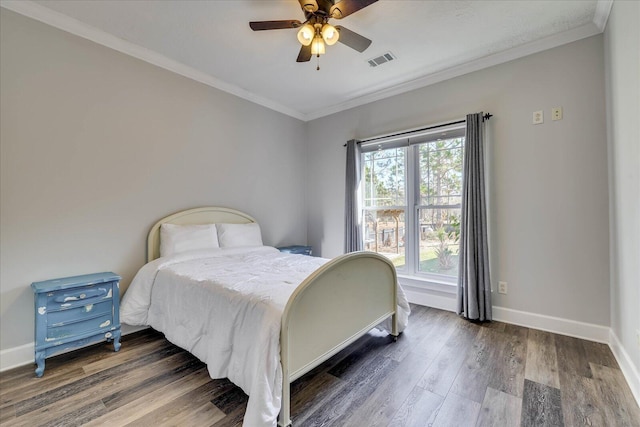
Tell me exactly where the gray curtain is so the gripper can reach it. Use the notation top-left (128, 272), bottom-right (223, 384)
top-left (345, 139), bottom-right (363, 253)
top-left (457, 113), bottom-right (492, 321)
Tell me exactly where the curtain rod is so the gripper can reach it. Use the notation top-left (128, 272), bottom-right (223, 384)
top-left (344, 113), bottom-right (492, 147)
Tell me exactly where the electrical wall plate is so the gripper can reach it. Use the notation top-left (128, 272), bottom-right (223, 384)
top-left (552, 107), bottom-right (563, 120)
top-left (533, 110), bottom-right (543, 124)
top-left (498, 281), bottom-right (508, 294)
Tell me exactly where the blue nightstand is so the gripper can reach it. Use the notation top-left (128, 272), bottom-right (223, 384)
top-left (278, 245), bottom-right (313, 256)
top-left (31, 272), bottom-right (121, 377)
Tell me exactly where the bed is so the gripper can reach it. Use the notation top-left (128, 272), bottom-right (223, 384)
top-left (120, 207), bottom-right (410, 427)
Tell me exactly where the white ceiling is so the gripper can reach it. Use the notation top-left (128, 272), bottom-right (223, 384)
top-left (1, 0), bottom-right (611, 121)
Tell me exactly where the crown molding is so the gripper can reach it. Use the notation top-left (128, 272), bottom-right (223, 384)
top-left (302, 20), bottom-right (603, 121)
top-left (2, 0), bottom-right (609, 123)
top-left (594, 0), bottom-right (614, 32)
top-left (0, 0), bottom-right (306, 121)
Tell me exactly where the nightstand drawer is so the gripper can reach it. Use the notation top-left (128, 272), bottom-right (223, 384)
top-left (48, 300), bottom-right (113, 327)
top-left (47, 312), bottom-right (114, 340)
top-left (46, 284), bottom-right (113, 310)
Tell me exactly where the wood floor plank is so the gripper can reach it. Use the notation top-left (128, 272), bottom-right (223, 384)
top-left (416, 319), bottom-right (479, 397)
top-left (167, 401), bottom-right (225, 427)
top-left (290, 372), bottom-right (343, 419)
top-left (124, 380), bottom-right (227, 426)
top-left (210, 385), bottom-right (249, 415)
top-left (0, 329), bottom-right (160, 391)
top-left (296, 354), bottom-right (397, 426)
top-left (81, 335), bottom-right (172, 375)
top-left (342, 349), bottom-right (435, 427)
top-left (503, 323), bottom-right (530, 340)
top-left (211, 402), bottom-right (246, 427)
top-left (524, 329), bottom-right (560, 389)
top-left (521, 379), bottom-right (564, 427)
top-left (380, 304), bottom-right (433, 362)
top-left (479, 320), bottom-right (507, 333)
top-left (388, 386), bottom-right (443, 427)
top-left (555, 334), bottom-right (593, 378)
top-left (38, 400), bottom-right (109, 427)
top-left (14, 345), bottom-right (185, 416)
top-left (559, 371), bottom-right (605, 427)
top-left (9, 351), bottom-right (196, 425)
top-left (431, 390), bottom-right (482, 427)
top-left (101, 354), bottom-right (204, 410)
top-left (450, 327), bottom-right (502, 403)
top-left (327, 334), bottom-right (393, 381)
top-left (487, 326), bottom-right (528, 398)
top-left (0, 335), bottom-right (171, 408)
top-left (83, 367), bottom-right (213, 426)
top-left (0, 404), bottom-right (16, 424)
top-left (476, 387), bottom-right (522, 427)
top-left (582, 340), bottom-right (619, 369)
top-left (410, 308), bottom-right (458, 361)
top-left (590, 363), bottom-right (640, 426)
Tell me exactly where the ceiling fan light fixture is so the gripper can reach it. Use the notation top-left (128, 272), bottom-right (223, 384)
top-left (298, 0), bottom-right (318, 12)
top-left (310, 35), bottom-right (326, 55)
top-left (321, 23), bottom-right (339, 46)
top-left (297, 24), bottom-right (314, 46)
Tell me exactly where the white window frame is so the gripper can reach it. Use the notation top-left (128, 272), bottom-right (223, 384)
top-left (360, 122), bottom-right (466, 290)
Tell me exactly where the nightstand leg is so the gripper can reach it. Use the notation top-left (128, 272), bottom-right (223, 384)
top-left (113, 330), bottom-right (121, 352)
top-left (35, 351), bottom-right (45, 377)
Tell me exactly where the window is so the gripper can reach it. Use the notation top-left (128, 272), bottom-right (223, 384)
top-left (361, 124), bottom-right (465, 284)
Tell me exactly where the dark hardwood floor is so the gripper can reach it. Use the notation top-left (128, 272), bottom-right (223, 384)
top-left (1, 304), bottom-right (638, 426)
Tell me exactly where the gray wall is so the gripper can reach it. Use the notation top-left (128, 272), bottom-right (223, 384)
top-left (605, 0), bottom-right (640, 384)
top-left (306, 35), bottom-right (611, 326)
top-left (0, 10), bottom-right (307, 351)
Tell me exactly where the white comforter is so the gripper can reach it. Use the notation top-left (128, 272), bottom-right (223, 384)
top-left (120, 246), bottom-right (410, 427)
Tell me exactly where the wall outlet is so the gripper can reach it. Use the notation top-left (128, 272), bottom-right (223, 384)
top-left (533, 110), bottom-right (544, 124)
top-left (498, 281), bottom-right (508, 294)
top-left (552, 107), bottom-right (563, 121)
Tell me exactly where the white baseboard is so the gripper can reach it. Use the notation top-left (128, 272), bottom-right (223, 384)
top-left (0, 324), bottom-right (148, 373)
top-left (404, 292), bottom-right (610, 344)
top-left (609, 330), bottom-right (640, 407)
top-left (0, 342), bottom-right (34, 372)
top-left (492, 305), bottom-right (611, 343)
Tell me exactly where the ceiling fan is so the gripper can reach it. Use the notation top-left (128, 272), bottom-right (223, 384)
top-left (249, 0), bottom-right (377, 67)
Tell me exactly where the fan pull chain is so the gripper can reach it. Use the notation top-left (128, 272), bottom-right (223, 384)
top-left (316, 54), bottom-right (320, 71)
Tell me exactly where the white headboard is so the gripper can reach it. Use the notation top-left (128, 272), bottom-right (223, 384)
top-left (147, 206), bottom-right (256, 262)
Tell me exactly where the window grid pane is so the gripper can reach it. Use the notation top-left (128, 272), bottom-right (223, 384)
top-left (417, 138), bottom-right (463, 279)
top-left (363, 148), bottom-right (406, 208)
top-left (363, 208), bottom-right (406, 270)
top-left (359, 134), bottom-right (463, 281)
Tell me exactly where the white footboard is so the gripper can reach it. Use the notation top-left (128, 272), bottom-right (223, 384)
top-left (279, 251), bottom-right (398, 427)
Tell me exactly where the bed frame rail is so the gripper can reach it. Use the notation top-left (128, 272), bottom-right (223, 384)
top-left (279, 251), bottom-right (398, 426)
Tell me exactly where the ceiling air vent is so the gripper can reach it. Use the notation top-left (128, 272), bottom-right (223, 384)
top-left (368, 52), bottom-right (396, 68)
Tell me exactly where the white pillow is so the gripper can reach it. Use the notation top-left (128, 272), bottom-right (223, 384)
top-left (160, 223), bottom-right (219, 257)
top-left (217, 223), bottom-right (263, 248)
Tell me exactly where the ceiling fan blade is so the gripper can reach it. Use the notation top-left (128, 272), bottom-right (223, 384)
top-left (335, 26), bottom-right (372, 52)
top-left (296, 44), bottom-right (312, 62)
top-left (330, 0), bottom-right (378, 19)
top-left (249, 20), bottom-right (302, 31)
top-left (298, 0), bottom-right (318, 13)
